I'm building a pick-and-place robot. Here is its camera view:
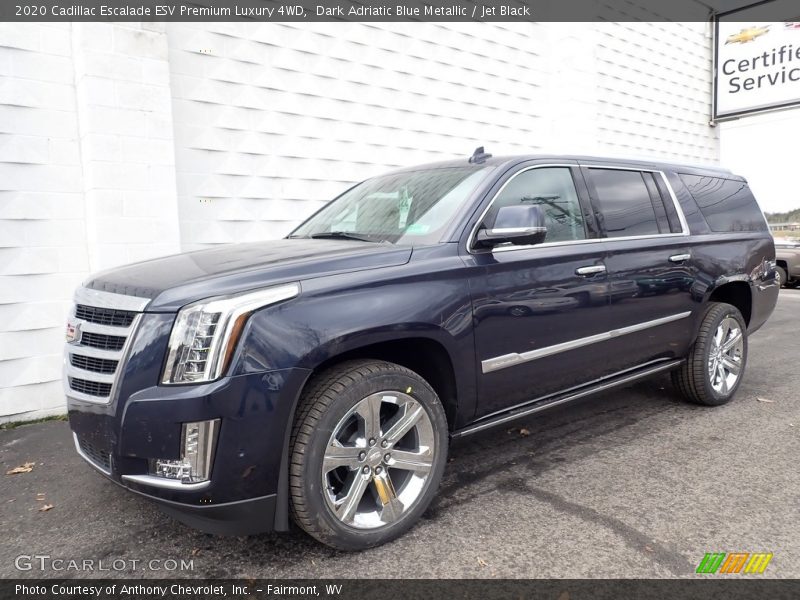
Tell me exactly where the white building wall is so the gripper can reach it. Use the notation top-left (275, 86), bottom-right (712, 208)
top-left (71, 22), bottom-right (182, 271)
top-left (594, 22), bottom-right (716, 162)
top-left (0, 24), bottom-right (87, 421)
top-left (0, 21), bottom-right (719, 422)
top-left (166, 22), bottom-right (555, 250)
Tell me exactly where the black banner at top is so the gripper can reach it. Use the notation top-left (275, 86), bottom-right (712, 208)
top-left (0, 0), bottom-right (794, 22)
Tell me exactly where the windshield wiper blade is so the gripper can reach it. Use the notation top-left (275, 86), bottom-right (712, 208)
top-left (309, 231), bottom-right (379, 242)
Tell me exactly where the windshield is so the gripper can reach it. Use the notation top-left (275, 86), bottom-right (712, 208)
top-left (290, 166), bottom-right (493, 245)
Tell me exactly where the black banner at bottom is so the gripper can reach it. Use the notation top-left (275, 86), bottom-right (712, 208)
top-left (2, 579), bottom-right (800, 600)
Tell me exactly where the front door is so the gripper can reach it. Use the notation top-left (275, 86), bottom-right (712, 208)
top-left (464, 164), bottom-right (613, 419)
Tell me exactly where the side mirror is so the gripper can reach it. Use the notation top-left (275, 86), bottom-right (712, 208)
top-left (475, 205), bottom-right (547, 249)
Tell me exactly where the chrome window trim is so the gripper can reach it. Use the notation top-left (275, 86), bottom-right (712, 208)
top-left (481, 311), bottom-right (692, 374)
top-left (74, 287), bottom-right (150, 312)
top-left (466, 163), bottom-right (691, 255)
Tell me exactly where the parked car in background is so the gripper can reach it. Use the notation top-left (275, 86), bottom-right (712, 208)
top-left (775, 239), bottom-right (800, 287)
top-left (64, 150), bottom-right (778, 550)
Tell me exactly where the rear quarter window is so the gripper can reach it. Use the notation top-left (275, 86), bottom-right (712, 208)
top-left (679, 174), bottom-right (767, 233)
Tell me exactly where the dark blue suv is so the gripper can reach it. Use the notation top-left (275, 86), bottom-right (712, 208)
top-left (65, 150), bottom-right (778, 549)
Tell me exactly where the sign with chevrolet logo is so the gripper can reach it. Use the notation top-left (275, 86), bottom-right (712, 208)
top-left (715, 0), bottom-right (800, 119)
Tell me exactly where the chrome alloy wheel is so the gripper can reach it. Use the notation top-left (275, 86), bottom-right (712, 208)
top-left (708, 316), bottom-right (744, 395)
top-left (322, 391), bottom-right (435, 529)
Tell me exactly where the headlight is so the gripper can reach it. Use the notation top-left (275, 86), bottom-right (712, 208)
top-left (161, 283), bottom-right (300, 384)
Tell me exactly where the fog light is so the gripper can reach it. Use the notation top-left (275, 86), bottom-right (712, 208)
top-left (150, 419), bottom-right (219, 483)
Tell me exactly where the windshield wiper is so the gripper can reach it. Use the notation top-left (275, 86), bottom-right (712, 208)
top-left (309, 231), bottom-right (381, 242)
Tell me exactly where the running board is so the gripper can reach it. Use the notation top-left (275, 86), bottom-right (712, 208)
top-left (452, 359), bottom-right (684, 438)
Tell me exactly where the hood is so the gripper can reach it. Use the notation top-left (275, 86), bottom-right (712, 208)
top-left (85, 239), bottom-right (412, 312)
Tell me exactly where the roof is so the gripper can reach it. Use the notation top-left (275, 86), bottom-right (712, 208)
top-left (390, 152), bottom-right (737, 179)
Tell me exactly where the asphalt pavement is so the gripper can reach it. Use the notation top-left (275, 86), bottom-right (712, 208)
top-left (1, 290), bottom-right (798, 579)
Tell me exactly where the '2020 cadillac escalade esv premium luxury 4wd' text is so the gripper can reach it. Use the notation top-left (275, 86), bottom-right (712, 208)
top-left (65, 150), bottom-right (778, 549)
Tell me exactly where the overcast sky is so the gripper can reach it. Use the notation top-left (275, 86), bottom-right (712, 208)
top-left (720, 110), bottom-right (800, 215)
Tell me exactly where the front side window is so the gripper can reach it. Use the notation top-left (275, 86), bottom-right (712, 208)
top-left (291, 166), bottom-right (493, 245)
top-left (485, 167), bottom-right (587, 243)
top-left (588, 169), bottom-right (660, 238)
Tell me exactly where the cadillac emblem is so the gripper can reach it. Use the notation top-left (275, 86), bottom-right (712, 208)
top-left (65, 320), bottom-right (81, 344)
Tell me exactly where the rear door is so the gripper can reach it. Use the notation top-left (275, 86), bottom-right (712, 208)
top-left (581, 164), bottom-right (698, 371)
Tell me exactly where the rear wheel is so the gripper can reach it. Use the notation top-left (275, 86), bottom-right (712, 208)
top-left (289, 360), bottom-right (448, 550)
top-left (776, 266), bottom-right (787, 288)
top-left (672, 302), bottom-right (747, 406)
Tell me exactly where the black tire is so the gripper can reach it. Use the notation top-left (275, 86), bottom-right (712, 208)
top-left (289, 359), bottom-right (448, 550)
top-left (776, 266), bottom-right (787, 288)
top-left (671, 302), bottom-right (748, 406)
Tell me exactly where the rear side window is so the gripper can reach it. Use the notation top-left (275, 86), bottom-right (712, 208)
top-left (679, 174), bottom-right (767, 233)
top-left (586, 169), bottom-right (660, 238)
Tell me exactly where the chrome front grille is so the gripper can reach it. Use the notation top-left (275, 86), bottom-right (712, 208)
top-left (69, 377), bottom-right (113, 397)
top-left (75, 304), bottom-right (136, 327)
top-left (79, 331), bottom-right (127, 351)
top-left (63, 287), bottom-right (150, 404)
top-left (70, 354), bottom-right (118, 374)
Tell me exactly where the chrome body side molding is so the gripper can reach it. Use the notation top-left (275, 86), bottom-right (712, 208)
top-left (481, 311), bottom-right (692, 374)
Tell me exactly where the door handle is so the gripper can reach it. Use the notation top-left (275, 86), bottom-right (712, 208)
top-left (669, 253), bottom-right (691, 263)
top-left (575, 265), bottom-right (607, 276)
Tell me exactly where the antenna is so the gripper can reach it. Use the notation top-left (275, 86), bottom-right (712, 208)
top-left (469, 146), bottom-right (492, 164)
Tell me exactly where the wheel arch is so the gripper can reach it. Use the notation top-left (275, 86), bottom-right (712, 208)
top-left (304, 335), bottom-right (460, 431)
top-left (706, 279), bottom-right (753, 326)
top-left (273, 333), bottom-right (462, 532)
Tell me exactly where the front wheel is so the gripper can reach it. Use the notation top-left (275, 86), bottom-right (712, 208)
top-left (672, 302), bottom-right (748, 406)
top-left (289, 360), bottom-right (448, 550)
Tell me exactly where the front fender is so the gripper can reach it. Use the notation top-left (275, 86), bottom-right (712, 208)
top-left (226, 256), bottom-right (476, 530)
top-left (230, 247), bottom-right (475, 381)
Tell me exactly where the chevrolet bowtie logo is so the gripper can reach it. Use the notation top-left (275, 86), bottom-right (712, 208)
top-left (725, 26), bottom-right (771, 45)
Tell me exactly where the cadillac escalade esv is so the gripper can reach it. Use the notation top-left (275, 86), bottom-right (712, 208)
top-left (65, 150), bottom-right (778, 550)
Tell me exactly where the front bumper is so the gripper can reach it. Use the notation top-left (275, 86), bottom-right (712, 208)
top-left (72, 430), bottom-right (277, 535)
top-left (68, 365), bottom-right (311, 535)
